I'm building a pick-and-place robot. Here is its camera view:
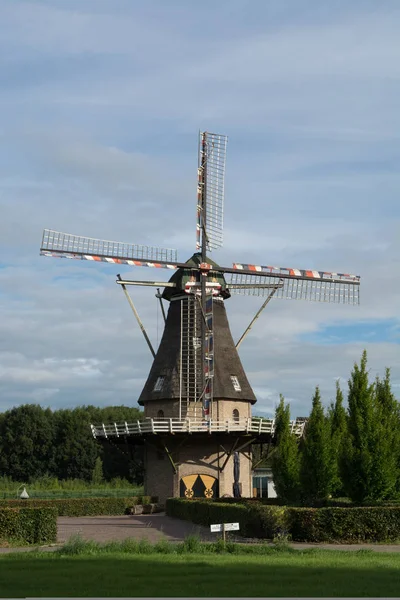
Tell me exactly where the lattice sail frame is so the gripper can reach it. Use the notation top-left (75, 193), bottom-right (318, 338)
top-left (228, 272), bottom-right (360, 304)
top-left (41, 229), bottom-right (177, 265)
top-left (196, 132), bottom-right (228, 252)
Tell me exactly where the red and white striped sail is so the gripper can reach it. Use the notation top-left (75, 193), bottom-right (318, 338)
top-left (228, 269), bottom-right (360, 304)
top-left (40, 229), bottom-right (178, 268)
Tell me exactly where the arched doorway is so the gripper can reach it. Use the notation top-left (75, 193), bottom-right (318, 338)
top-left (180, 474), bottom-right (218, 499)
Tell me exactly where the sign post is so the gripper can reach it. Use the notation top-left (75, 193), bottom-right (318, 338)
top-left (210, 522), bottom-right (240, 544)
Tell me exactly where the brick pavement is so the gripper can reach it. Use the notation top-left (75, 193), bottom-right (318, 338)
top-left (1, 514), bottom-right (400, 553)
top-left (56, 514), bottom-right (400, 551)
top-left (57, 513), bottom-right (215, 544)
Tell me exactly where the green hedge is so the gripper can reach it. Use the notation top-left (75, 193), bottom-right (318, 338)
top-left (287, 507), bottom-right (400, 543)
top-left (0, 496), bottom-right (157, 517)
top-left (0, 508), bottom-right (57, 544)
top-left (214, 497), bottom-right (282, 506)
top-left (167, 499), bottom-right (400, 543)
top-left (166, 499), bottom-right (283, 538)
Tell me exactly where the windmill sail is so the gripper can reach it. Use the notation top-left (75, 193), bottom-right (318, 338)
top-left (197, 132), bottom-right (227, 252)
top-left (227, 266), bottom-right (360, 304)
top-left (40, 229), bottom-right (178, 266)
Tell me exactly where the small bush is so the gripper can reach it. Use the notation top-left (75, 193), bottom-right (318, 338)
top-left (0, 507), bottom-right (57, 544)
top-left (59, 534), bottom-right (99, 555)
top-left (249, 503), bottom-right (289, 539)
top-left (183, 534), bottom-right (202, 553)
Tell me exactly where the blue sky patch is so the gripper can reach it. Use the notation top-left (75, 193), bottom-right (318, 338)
top-left (302, 319), bottom-right (400, 345)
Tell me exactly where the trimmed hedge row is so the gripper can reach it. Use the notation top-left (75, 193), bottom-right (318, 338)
top-left (286, 507), bottom-right (400, 543)
top-left (0, 496), bottom-right (157, 517)
top-left (166, 498), bottom-right (281, 538)
top-left (0, 508), bottom-right (57, 544)
top-left (166, 499), bottom-right (400, 542)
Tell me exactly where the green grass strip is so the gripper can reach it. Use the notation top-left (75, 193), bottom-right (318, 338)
top-left (1, 551), bottom-right (400, 597)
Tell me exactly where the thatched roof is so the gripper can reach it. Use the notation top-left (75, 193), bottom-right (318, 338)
top-left (138, 297), bottom-right (256, 405)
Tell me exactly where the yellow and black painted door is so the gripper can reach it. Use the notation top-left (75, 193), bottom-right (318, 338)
top-left (180, 474), bottom-right (218, 499)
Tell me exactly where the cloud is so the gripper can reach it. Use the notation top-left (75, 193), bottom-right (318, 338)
top-left (0, 0), bottom-right (400, 418)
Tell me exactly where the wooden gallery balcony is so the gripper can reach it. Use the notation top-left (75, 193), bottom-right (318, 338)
top-left (90, 417), bottom-right (306, 439)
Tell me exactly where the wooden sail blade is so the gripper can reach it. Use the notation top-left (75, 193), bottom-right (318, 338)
top-left (40, 229), bottom-right (179, 269)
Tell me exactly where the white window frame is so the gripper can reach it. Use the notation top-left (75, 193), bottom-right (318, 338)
top-left (230, 375), bottom-right (241, 392)
top-left (153, 376), bottom-right (164, 392)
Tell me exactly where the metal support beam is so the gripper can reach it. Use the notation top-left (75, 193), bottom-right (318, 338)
top-left (220, 438), bottom-right (240, 472)
top-left (117, 280), bottom-right (176, 288)
top-left (156, 288), bottom-right (167, 324)
top-left (117, 274), bottom-right (156, 359)
top-left (103, 436), bottom-right (143, 472)
top-left (236, 284), bottom-right (282, 350)
top-left (161, 443), bottom-right (177, 474)
top-left (234, 437), bottom-right (257, 454)
top-left (252, 436), bottom-right (274, 469)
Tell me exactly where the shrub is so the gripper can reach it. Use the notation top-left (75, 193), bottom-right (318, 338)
top-left (166, 499), bottom-right (284, 538)
top-left (167, 499), bottom-right (400, 543)
top-left (0, 507), bottom-right (57, 544)
top-left (0, 496), bottom-right (157, 517)
top-left (249, 503), bottom-right (289, 539)
top-left (287, 506), bottom-right (400, 542)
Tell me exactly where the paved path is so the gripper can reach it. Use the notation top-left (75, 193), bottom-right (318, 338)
top-left (1, 514), bottom-right (400, 553)
top-left (57, 513), bottom-right (214, 544)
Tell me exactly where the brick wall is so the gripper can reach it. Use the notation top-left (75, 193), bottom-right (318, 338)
top-left (144, 434), bottom-right (252, 503)
top-left (143, 398), bottom-right (252, 422)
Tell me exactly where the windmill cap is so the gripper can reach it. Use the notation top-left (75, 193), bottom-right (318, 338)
top-left (162, 253), bottom-right (230, 301)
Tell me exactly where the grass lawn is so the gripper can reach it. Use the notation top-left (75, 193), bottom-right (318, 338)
top-left (1, 550), bottom-right (400, 597)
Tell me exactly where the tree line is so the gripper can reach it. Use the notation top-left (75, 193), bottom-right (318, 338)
top-left (0, 404), bottom-right (144, 484)
top-left (272, 350), bottom-right (400, 504)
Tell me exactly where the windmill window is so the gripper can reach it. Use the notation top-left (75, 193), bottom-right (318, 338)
top-left (230, 376), bottom-right (241, 392)
top-left (233, 409), bottom-right (240, 422)
top-left (153, 377), bottom-right (164, 392)
top-left (157, 410), bottom-right (165, 419)
top-left (192, 337), bottom-right (201, 350)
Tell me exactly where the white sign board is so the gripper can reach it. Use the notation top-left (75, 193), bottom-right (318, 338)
top-left (210, 522), bottom-right (240, 533)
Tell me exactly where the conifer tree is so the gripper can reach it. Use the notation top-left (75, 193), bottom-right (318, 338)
top-left (271, 395), bottom-right (301, 503)
top-left (300, 386), bottom-right (334, 504)
top-left (375, 368), bottom-right (400, 494)
top-left (328, 380), bottom-right (348, 496)
top-left (343, 351), bottom-right (398, 502)
top-left (91, 457), bottom-right (104, 484)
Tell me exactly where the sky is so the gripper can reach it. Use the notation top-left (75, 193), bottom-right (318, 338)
top-left (1, 0), bottom-right (400, 419)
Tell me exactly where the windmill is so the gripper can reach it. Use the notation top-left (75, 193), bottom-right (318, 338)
top-left (40, 131), bottom-right (360, 501)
